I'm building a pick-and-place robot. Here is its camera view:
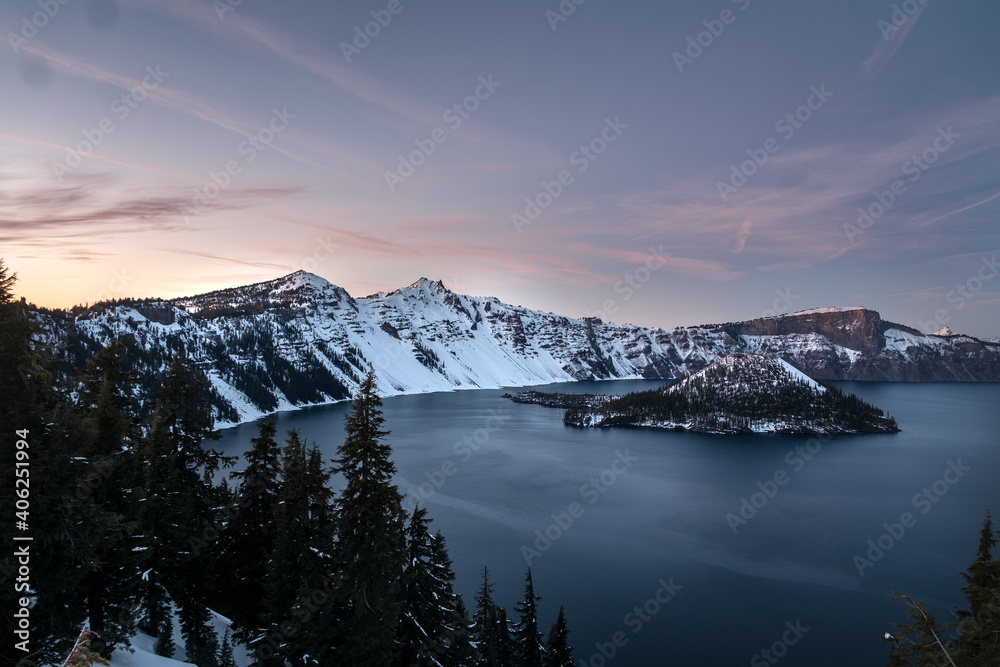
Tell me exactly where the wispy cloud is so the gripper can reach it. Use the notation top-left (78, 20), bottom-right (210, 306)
top-left (910, 189), bottom-right (1000, 227)
top-left (16, 41), bottom-right (372, 179)
top-left (120, 0), bottom-right (556, 166)
top-left (858, 2), bottom-right (930, 80)
top-left (121, 0), bottom-right (458, 130)
top-left (616, 94), bottom-right (1000, 276)
top-left (0, 171), bottom-right (307, 249)
top-left (159, 248), bottom-right (292, 272)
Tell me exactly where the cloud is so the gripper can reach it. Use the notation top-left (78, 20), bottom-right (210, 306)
top-left (159, 249), bottom-right (292, 272)
top-left (614, 94), bottom-right (1000, 276)
top-left (16, 41), bottom-right (371, 179)
top-left (858, 2), bottom-right (930, 80)
top-left (910, 189), bottom-right (1000, 227)
top-left (272, 217), bottom-right (420, 257)
top-left (734, 219), bottom-right (752, 254)
top-left (120, 0), bottom-right (557, 166)
top-left (0, 171), bottom-right (307, 249)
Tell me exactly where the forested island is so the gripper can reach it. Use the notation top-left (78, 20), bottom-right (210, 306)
top-left (509, 353), bottom-right (899, 435)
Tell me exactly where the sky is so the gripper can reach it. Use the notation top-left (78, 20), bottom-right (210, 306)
top-left (1, 0), bottom-right (998, 337)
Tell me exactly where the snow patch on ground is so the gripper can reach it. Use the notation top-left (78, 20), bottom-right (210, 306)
top-left (109, 610), bottom-right (249, 667)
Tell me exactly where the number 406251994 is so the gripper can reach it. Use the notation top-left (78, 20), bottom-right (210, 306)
top-left (15, 429), bottom-right (29, 527)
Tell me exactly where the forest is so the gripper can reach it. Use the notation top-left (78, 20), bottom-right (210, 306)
top-left (0, 260), bottom-right (574, 666)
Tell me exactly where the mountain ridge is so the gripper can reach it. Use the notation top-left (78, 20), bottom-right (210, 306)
top-left (33, 271), bottom-right (1000, 427)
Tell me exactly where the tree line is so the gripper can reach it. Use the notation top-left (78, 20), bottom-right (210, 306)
top-left (0, 260), bottom-right (575, 667)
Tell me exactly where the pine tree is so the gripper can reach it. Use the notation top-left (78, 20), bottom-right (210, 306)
top-left (472, 567), bottom-right (498, 666)
top-left (136, 356), bottom-right (231, 666)
top-left (154, 614), bottom-right (175, 658)
top-left (514, 569), bottom-right (544, 667)
top-left (217, 628), bottom-right (237, 667)
top-left (1, 260), bottom-right (92, 664)
top-left (332, 371), bottom-right (407, 666)
top-left (74, 339), bottom-right (144, 658)
top-left (399, 507), bottom-right (463, 666)
top-left (442, 596), bottom-right (477, 667)
top-left (544, 607), bottom-right (574, 667)
top-left (953, 510), bottom-right (1000, 665)
top-left (473, 567), bottom-right (513, 667)
top-left (494, 607), bottom-right (516, 667)
top-left (885, 594), bottom-right (958, 667)
top-left (257, 432), bottom-right (338, 666)
top-left (218, 420), bottom-right (283, 634)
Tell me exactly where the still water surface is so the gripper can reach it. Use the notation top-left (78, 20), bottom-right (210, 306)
top-left (214, 381), bottom-right (1000, 666)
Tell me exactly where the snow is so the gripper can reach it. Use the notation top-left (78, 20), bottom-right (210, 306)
top-left (109, 610), bottom-right (250, 667)
top-left (788, 306), bottom-right (867, 316)
top-left (671, 353), bottom-right (825, 394)
top-left (774, 357), bottom-right (826, 392)
top-left (49, 271), bottom-right (991, 428)
top-left (883, 328), bottom-right (949, 359)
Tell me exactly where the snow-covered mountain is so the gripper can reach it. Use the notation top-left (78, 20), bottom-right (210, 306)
top-left (36, 271), bottom-right (1000, 427)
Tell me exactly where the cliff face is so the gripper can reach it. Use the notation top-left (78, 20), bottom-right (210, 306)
top-left (32, 274), bottom-right (1000, 426)
top-left (711, 307), bottom-right (1000, 382)
top-left (721, 307), bottom-right (886, 355)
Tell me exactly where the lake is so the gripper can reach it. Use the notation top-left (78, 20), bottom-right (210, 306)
top-left (213, 380), bottom-right (1000, 666)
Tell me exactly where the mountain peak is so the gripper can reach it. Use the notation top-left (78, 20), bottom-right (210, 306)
top-left (273, 270), bottom-right (336, 292)
top-left (409, 277), bottom-right (447, 290)
top-left (393, 277), bottom-right (451, 295)
top-left (676, 352), bottom-right (824, 394)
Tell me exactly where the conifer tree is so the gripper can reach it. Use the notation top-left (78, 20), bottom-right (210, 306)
top-left (494, 607), bottom-right (516, 667)
top-left (332, 371), bottom-right (407, 666)
top-left (885, 594), bottom-right (957, 667)
top-left (399, 507), bottom-right (463, 666)
top-left (257, 432), bottom-right (338, 665)
top-left (473, 567), bottom-right (512, 667)
top-left (136, 356), bottom-right (230, 666)
top-left (514, 569), bottom-right (545, 667)
top-left (74, 339), bottom-right (145, 658)
top-left (953, 510), bottom-right (1000, 666)
top-left (296, 441), bottom-right (339, 664)
top-left (218, 420), bottom-right (283, 633)
top-left (0, 260), bottom-right (91, 664)
top-left (544, 607), bottom-right (574, 667)
top-left (217, 628), bottom-right (237, 667)
top-left (154, 614), bottom-right (175, 659)
top-left (472, 566), bottom-right (497, 665)
top-left (443, 596), bottom-right (478, 667)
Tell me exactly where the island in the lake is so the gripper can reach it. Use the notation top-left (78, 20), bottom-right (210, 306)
top-left (504, 353), bottom-right (900, 435)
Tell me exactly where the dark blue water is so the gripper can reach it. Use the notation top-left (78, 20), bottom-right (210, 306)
top-left (213, 381), bottom-right (1000, 666)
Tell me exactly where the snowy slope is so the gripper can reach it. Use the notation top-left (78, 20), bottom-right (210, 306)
top-left (109, 611), bottom-right (250, 667)
top-left (34, 272), bottom-right (1000, 427)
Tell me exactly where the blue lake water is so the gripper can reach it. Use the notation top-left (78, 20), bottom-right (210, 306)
top-left (213, 381), bottom-right (1000, 666)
